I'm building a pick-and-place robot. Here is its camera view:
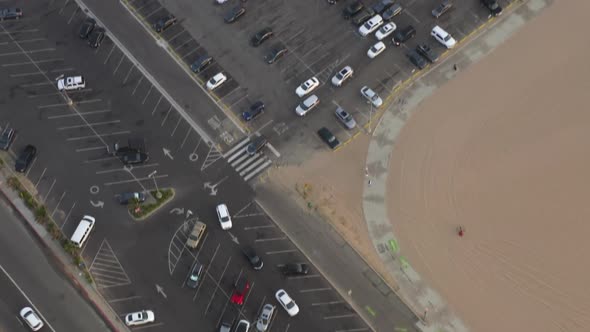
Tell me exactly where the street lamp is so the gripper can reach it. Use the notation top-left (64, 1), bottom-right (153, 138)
top-left (148, 170), bottom-right (162, 199)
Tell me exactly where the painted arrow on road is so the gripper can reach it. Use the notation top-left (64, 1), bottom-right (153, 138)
top-left (228, 231), bottom-right (239, 245)
top-left (169, 207), bottom-right (184, 215)
top-left (163, 148), bottom-right (174, 160)
top-left (155, 284), bottom-right (167, 299)
top-left (90, 200), bottom-right (104, 208)
top-left (203, 176), bottom-right (228, 196)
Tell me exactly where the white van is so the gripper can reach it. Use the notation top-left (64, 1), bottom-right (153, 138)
top-left (431, 25), bottom-right (456, 49)
top-left (57, 76), bottom-right (86, 91)
top-left (70, 215), bottom-right (95, 248)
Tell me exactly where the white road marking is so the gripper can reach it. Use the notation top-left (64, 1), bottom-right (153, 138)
top-left (300, 287), bottom-right (332, 293)
top-left (3, 58), bottom-right (63, 67)
top-left (171, 117), bottom-right (182, 136)
top-left (58, 120), bottom-right (120, 130)
top-left (34, 168), bottom-right (47, 189)
top-left (334, 328), bottom-right (370, 332)
top-left (323, 314), bottom-right (358, 320)
top-left (0, 48), bottom-right (55, 57)
top-left (312, 301), bottom-right (344, 306)
top-left (142, 85), bottom-right (153, 104)
top-left (113, 54), bottom-right (125, 74)
top-left (160, 105), bottom-right (172, 126)
top-left (180, 127), bottom-right (191, 149)
top-left (104, 174), bottom-right (168, 186)
top-left (204, 257), bottom-right (232, 315)
top-left (42, 179), bottom-right (57, 204)
top-left (48, 109), bottom-right (111, 119)
top-left (96, 163), bottom-right (159, 175)
top-left (254, 236), bottom-right (286, 242)
top-left (132, 76), bottom-right (144, 95)
top-left (76, 146), bottom-right (107, 152)
top-left (60, 201), bottom-right (77, 230)
top-left (244, 225), bottom-right (275, 230)
top-left (67, 131), bottom-right (130, 141)
top-left (265, 249), bottom-right (298, 255)
top-left (123, 64), bottom-right (135, 84)
top-left (51, 191), bottom-right (67, 217)
top-left (103, 44), bottom-right (116, 64)
top-left (151, 95), bottom-right (163, 115)
top-left (107, 296), bottom-right (141, 303)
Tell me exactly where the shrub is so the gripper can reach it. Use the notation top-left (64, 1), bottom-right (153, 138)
top-left (35, 206), bottom-right (48, 224)
top-left (62, 240), bottom-right (79, 256)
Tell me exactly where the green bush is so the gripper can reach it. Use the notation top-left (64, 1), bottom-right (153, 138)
top-left (62, 240), bottom-right (79, 256)
top-left (130, 188), bottom-right (174, 218)
top-left (84, 270), bottom-right (93, 284)
top-left (34, 206), bottom-right (48, 224)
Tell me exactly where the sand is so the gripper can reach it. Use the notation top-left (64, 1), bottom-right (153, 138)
top-left (385, 1), bottom-right (590, 331)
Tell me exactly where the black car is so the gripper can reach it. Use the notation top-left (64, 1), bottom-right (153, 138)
top-left (120, 151), bottom-right (149, 165)
top-left (242, 101), bottom-right (264, 121)
top-left (432, 0), bottom-right (453, 18)
top-left (0, 8), bottom-right (22, 20)
top-left (242, 246), bottom-right (264, 270)
top-left (371, 0), bottom-right (394, 15)
top-left (327, 0), bottom-right (340, 4)
top-left (481, 0), bottom-right (502, 16)
top-left (407, 50), bottom-right (427, 70)
top-left (186, 263), bottom-right (203, 288)
top-left (79, 18), bottom-right (96, 39)
top-left (224, 6), bottom-right (246, 23)
top-left (15, 145), bottom-right (36, 173)
top-left (281, 263), bottom-right (309, 276)
top-left (382, 4), bottom-right (402, 20)
top-left (153, 15), bottom-right (177, 33)
top-left (351, 8), bottom-right (375, 26)
top-left (0, 127), bottom-right (15, 150)
top-left (246, 135), bottom-right (268, 155)
top-left (190, 55), bottom-right (213, 73)
top-left (392, 25), bottom-right (416, 46)
top-left (117, 192), bottom-right (146, 205)
top-left (342, 1), bottom-right (364, 19)
top-left (317, 127), bottom-right (340, 149)
top-left (88, 27), bottom-right (105, 48)
top-left (416, 44), bottom-right (440, 63)
top-left (265, 44), bottom-right (288, 64)
top-left (251, 27), bottom-right (273, 47)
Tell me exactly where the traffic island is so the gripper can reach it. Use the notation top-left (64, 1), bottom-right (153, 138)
top-left (129, 188), bottom-right (175, 221)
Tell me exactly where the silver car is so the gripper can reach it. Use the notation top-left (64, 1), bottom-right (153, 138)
top-left (360, 86), bottom-right (383, 108)
top-left (335, 107), bottom-right (357, 129)
top-left (295, 95), bottom-right (320, 116)
top-left (256, 304), bottom-right (275, 331)
top-left (331, 66), bottom-right (353, 87)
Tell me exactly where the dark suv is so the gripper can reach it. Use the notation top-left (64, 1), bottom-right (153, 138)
top-left (0, 8), bottom-right (22, 20)
top-left (79, 18), bottom-right (96, 39)
top-left (352, 8), bottom-right (375, 26)
top-left (246, 136), bottom-right (268, 156)
top-left (392, 25), bottom-right (416, 46)
top-left (153, 15), bottom-right (177, 33)
top-left (371, 0), bottom-right (394, 14)
top-left (265, 43), bottom-right (288, 64)
top-left (242, 101), bottom-right (265, 121)
top-left (242, 246), bottom-right (264, 270)
top-left (15, 145), bottom-right (36, 173)
top-left (281, 263), bottom-right (309, 276)
top-left (416, 44), bottom-right (440, 63)
top-left (251, 27), bottom-right (273, 47)
top-left (342, 1), bottom-right (364, 19)
top-left (190, 55), bottom-right (213, 73)
top-left (224, 6), bottom-right (246, 23)
top-left (481, 0), bottom-right (502, 16)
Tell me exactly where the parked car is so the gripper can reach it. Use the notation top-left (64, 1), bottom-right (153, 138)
top-left (125, 310), bottom-right (155, 326)
top-left (153, 15), bottom-right (177, 33)
top-left (414, 44), bottom-right (437, 63)
top-left (342, 1), bottom-right (364, 19)
top-left (371, 0), bottom-right (394, 14)
top-left (235, 320), bottom-right (250, 332)
top-left (119, 151), bottom-right (149, 165)
top-left (407, 49), bottom-right (427, 69)
top-left (367, 41), bottom-right (386, 59)
top-left (432, 0), bottom-right (453, 18)
top-left (317, 127), bottom-right (340, 149)
top-left (246, 135), bottom-right (268, 155)
top-left (206, 72), bottom-right (227, 90)
top-left (57, 75), bottom-right (86, 91)
top-left (15, 145), bottom-right (36, 173)
top-left (295, 95), bottom-right (320, 116)
top-left (191, 55), bottom-right (213, 73)
top-left (275, 289), bottom-right (299, 317)
top-left (352, 8), bottom-right (375, 26)
top-left (265, 43), bottom-right (288, 64)
top-left (224, 6), bottom-right (246, 23)
top-left (481, 0), bottom-right (503, 16)
top-left (20, 307), bottom-right (43, 331)
top-left (251, 27), bottom-right (273, 47)
top-left (382, 3), bottom-right (402, 20)
top-left (256, 304), bottom-right (275, 331)
top-left (375, 22), bottom-right (396, 40)
top-left (359, 14), bottom-right (383, 36)
top-left (295, 77), bottom-right (320, 97)
top-left (186, 263), bottom-right (204, 288)
top-left (117, 192), bottom-right (146, 205)
top-left (216, 0), bottom-right (229, 3)
top-left (335, 107), bottom-right (357, 129)
top-left (0, 8), bottom-right (22, 20)
top-left (88, 27), bottom-right (105, 48)
top-left (79, 18), bottom-right (96, 39)
top-left (280, 263), bottom-right (309, 276)
top-left (216, 203), bottom-right (232, 230)
top-left (331, 66), bottom-right (353, 87)
top-left (431, 25), bottom-right (456, 49)
top-left (231, 276), bottom-right (251, 305)
top-left (0, 127), bottom-right (15, 150)
top-left (242, 246), bottom-right (264, 270)
top-left (392, 25), bottom-right (415, 46)
top-left (328, 0), bottom-right (341, 4)
top-left (242, 101), bottom-right (265, 121)
top-left (360, 86), bottom-right (383, 108)
top-left (219, 322), bottom-right (232, 332)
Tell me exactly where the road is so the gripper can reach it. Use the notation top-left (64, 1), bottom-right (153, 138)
top-left (0, 198), bottom-right (109, 332)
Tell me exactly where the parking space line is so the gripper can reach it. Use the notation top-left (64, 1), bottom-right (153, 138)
top-left (123, 64), bottom-right (135, 84)
top-left (10, 71), bottom-right (46, 78)
top-left (334, 328), bottom-right (369, 332)
top-left (60, 201), bottom-right (76, 230)
top-left (168, 29), bottom-right (187, 43)
top-left (67, 131), bottom-right (131, 141)
top-left (38, 102), bottom-right (68, 109)
top-left (145, 6), bottom-right (163, 19)
top-left (151, 95), bottom-right (163, 115)
top-left (300, 287), bottom-right (331, 293)
top-left (103, 44), bottom-right (116, 64)
top-left (66, 6), bottom-right (80, 25)
top-left (255, 237), bottom-right (286, 242)
top-left (34, 168), bottom-right (47, 189)
top-left (19, 81), bottom-right (52, 88)
top-left (48, 109), bottom-right (111, 119)
top-left (84, 156), bottom-right (118, 164)
top-left (96, 163), bottom-right (159, 175)
top-left (193, 243), bottom-right (219, 300)
top-left (161, 105), bottom-right (172, 126)
top-left (244, 224), bottom-right (275, 230)
top-left (1, 38), bottom-right (46, 44)
top-left (284, 323), bottom-right (290, 332)
top-left (324, 314), bottom-right (358, 320)
top-left (0, 29), bottom-right (38, 34)
top-left (142, 85), bottom-right (153, 104)
top-left (0, 48), bottom-right (55, 57)
top-left (24, 157), bottom-right (37, 177)
top-left (76, 146), bottom-right (106, 152)
top-left (51, 191), bottom-right (66, 217)
top-left (170, 117), bottom-right (182, 136)
top-left (288, 274), bottom-right (321, 280)
top-left (174, 38), bottom-right (192, 51)
top-left (179, 127), bottom-right (191, 149)
top-left (181, 47), bottom-right (200, 59)
top-left (3, 58), bottom-right (64, 67)
top-left (312, 301), bottom-right (344, 306)
top-left (57, 120), bottom-right (121, 130)
top-left (301, 43), bottom-right (324, 60)
top-left (113, 54), bottom-right (125, 74)
top-left (132, 76), bottom-right (144, 95)
top-left (104, 174), bottom-right (168, 186)
top-left (42, 179), bottom-right (57, 204)
top-left (265, 249), bottom-right (297, 255)
top-left (203, 256), bottom-right (232, 315)
top-left (59, 0), bottom-right (70, 15)
top-left (405, 9), bottom-right (421, 24)
top-left (108, 296), bottom-right (141, 303)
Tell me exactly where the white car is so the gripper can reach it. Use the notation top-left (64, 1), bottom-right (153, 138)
top-left (236, 320), bottom-right (250, 332)
top-left (295, 95), bottom-right (320, 116)
top-left (124, 310), bottom-right (155, 326)
top-left (358, 14), bottom-right (383, 37)
top-left (256, 304), bottom-right (275, 332)
top-left (360, 86), bottom-right (383, 108)
top-left (275, 289), bottom-right (299, 317)
top-left (375, 22), bottom-right (396, 40)
top-left (295, 77), bottom-right (320, 97)
top-left (57, 75), bottom-right (86, 91)
top-left (206, 72), bottom-right (227, 90)
top-left (367, 41), bottom-right (386, 59)
top-left (216, 0), bottom-right (229, 3)
top-left (431, 25), bottom-right (456, 49)
top-left (216, 204), bottom-right (232, 230)
top-left (20, 307), bottom-right (44, 331)
top-left (331, 66), bottom-right (353, 87)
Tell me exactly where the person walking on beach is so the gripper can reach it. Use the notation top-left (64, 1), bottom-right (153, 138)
top-left (457, 226), bottom-right (465, 237)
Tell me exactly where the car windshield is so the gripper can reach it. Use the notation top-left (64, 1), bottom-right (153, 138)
top-left (222, 216), bottom-right (229, 222)
top-left (443, 35), bottom-right (451, 41)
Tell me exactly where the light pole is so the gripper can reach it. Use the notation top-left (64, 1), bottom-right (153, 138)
top-left (148, 170), bottom-right (162, 199)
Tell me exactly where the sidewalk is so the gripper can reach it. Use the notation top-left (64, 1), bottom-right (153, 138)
top-left (0, 170), bottom-right (128, 332)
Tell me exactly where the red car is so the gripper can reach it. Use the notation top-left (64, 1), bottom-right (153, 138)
top-left (230, 276), bottom-right (250, 305)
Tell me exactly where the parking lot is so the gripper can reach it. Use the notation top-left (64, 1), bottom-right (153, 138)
top-left (122, 0), bottom-right (515, 161)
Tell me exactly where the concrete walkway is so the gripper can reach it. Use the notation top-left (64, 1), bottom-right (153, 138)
top-left (361, 1), bottom-right (552, 331)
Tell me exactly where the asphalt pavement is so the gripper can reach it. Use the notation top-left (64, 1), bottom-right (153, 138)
top-left (0, 197), bottom-right (109, 332)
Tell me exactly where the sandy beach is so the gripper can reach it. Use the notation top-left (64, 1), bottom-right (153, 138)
top-left (386, 1), bottom-right (590, 331)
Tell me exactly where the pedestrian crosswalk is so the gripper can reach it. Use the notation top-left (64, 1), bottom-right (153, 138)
top-left (224, 137), bottom-right (273, 182)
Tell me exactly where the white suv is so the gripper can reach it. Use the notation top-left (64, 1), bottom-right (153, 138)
top-left (295, 95), bottom-right (320, 116)
top-left (331, 66), bottom-right (353, 87)
top-left (431, 25), bottom-right (456, 49)
top-left (57, 76), bottom-right (86, 91)
top-left (358, 14), bottom-right (383, 36)
top-left (216, 204), bottom-right (232, 230)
